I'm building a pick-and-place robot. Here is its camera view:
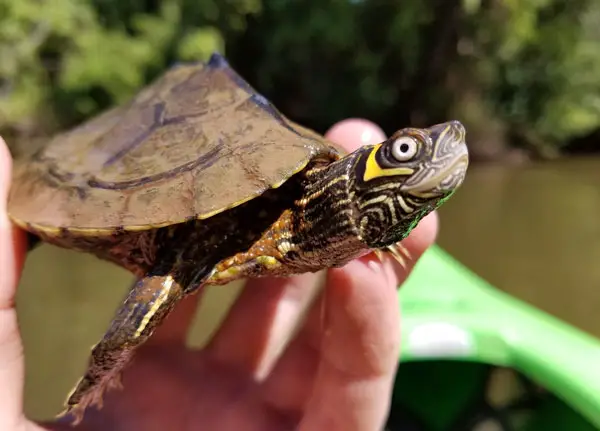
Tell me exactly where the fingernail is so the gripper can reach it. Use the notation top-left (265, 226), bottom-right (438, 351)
top-left (359, 124), bottom-right (384, 145)
top-left (367, 259), bottom-right (384, 275)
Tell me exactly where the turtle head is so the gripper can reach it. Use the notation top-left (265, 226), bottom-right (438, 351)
top-left (351, 120), bottom-right (469, 248)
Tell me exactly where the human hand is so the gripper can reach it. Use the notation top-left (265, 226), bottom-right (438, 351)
top-left (0, 119), bottom-right (438, 431)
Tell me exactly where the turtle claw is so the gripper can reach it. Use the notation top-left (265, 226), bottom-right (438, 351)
top-left (389, 242), bottom-right (412, 269)
top-left (108, 372), bottom-right (124, 391)
top-left (374, 243), bottom-right (412, 270)
top-left (59, 376), bottom-right (110, 426)
top-left (57, 402), bottom-right (88, 427)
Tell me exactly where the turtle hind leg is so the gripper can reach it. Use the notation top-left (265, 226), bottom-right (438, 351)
top-left (61, 273), bottom-right (187, 424)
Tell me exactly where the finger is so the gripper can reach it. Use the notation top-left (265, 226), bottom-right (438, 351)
top-left (206, 272), bottom-right (323, 375)
top-left (261, 212), bottom-right (438, 416)
top-left (0, 138), bottom-right (26, 306)
top-left (297, 259), bottom-right (402, 431)
top-left (306, 215), bottom-right (437, 430)
top-left (206, 119), bottom-right (387, 375)
top-left (0, 136), bottom-right (28, 427)
top-left (297, 214), bottom-right (436, 431)
top-left (325, 118), bottom-right (386, 153)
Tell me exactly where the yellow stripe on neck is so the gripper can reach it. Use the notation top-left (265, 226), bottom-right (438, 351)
top-left (363, 144), bottom-right (415, 182)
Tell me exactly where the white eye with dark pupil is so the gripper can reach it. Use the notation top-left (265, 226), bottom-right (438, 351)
top-left (391, 136), bottom-right (418, 161)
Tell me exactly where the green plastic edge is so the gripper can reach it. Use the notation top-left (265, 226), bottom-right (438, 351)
top-left (397, 244), bottom-right (600, 428)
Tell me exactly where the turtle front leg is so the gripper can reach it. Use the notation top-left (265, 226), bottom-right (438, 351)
top-left (205, 207), bottom-right (366, 285)
top-left (207, 252), bottom-right (284, 285)
top-left (205, 213), bottom-right (295, 285)
top-left (63, 273), bottom-right (186, 424)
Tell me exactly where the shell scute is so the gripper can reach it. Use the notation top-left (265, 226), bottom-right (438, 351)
top-left (8, 53), bottom-right (339, 233)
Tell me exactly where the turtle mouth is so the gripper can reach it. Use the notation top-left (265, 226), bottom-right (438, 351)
top-left (402, 149), bottom-right (469, 197)
top-left (434, 151), bottom-right (469, 193)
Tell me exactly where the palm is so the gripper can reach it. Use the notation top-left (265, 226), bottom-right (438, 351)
top-left (64, 267), bottom-right (397, 431)
top-left (39, 265), bottom-right (397, 431)
top-left (79, 284), bottom-right (326, 431)
top-left (83, 340), bottom-right (302, 431)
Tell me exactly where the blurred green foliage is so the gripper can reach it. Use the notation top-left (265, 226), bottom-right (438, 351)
top-left (1, 0), bottom-right (599, 159)
top-left (0, 0), bottom-right (259, 132)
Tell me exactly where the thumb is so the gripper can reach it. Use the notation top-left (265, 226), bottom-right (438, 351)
top-left (0, 135), bottom-right (28, 427)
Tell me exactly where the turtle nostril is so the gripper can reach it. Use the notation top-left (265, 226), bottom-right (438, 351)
top-left (449, 120), bottom-right (466, 135)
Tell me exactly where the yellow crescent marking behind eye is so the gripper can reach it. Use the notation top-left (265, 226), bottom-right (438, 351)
top-left (363, 143), bottom-right (415, 182)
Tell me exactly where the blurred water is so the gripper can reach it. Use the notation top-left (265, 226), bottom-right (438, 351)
top-left (438, 156), bottom-right (600, 338)
top-left (15, 156), bottom-right (600, 421)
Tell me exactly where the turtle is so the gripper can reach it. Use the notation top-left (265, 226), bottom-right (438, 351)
top-left (7, 52), bottom-right (469, 423)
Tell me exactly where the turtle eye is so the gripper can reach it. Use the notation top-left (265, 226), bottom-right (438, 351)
top-left (391, 136), bottom-right (419, 162)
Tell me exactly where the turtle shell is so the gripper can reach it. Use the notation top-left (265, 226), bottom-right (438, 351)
top-left (8, 53), bottom-right (339, 234)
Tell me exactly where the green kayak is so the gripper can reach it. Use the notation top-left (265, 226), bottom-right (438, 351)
top-left (386, 245), bottom-right (600, 430)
